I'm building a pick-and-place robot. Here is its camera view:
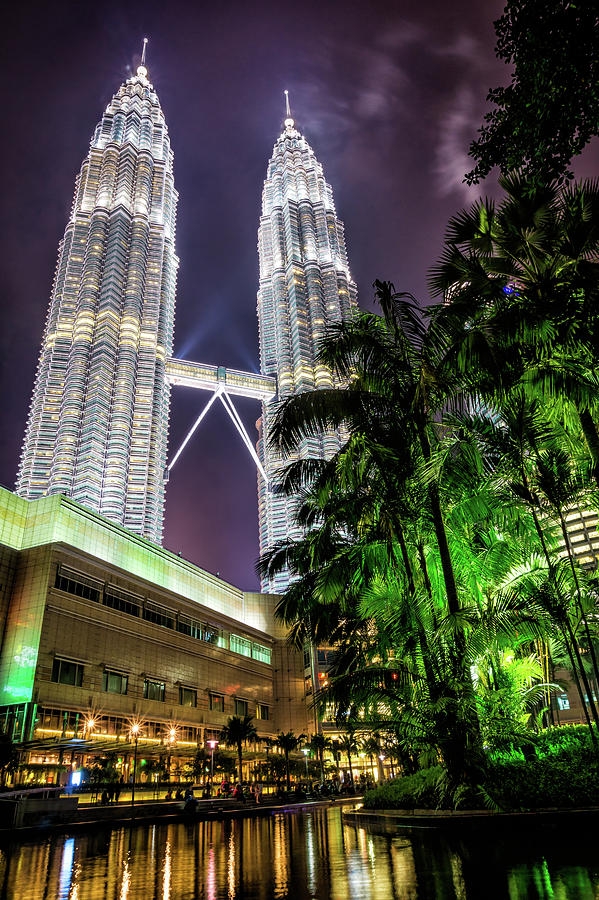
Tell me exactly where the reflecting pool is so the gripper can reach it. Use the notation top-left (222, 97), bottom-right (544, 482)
top-left (1, 805), bottom-right (598, 899)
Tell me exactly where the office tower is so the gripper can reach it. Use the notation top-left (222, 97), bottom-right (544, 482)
top-left (16, 46), bottom-right (178, 543)
top-left (257, 98), bottom-right (358, 592)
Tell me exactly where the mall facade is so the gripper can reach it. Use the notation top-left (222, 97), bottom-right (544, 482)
top-left (0, 488), bottom-right (310, 782)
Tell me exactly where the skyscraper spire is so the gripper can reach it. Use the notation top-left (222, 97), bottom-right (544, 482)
top-left (17, 56), bottom-right (179, 543)
top-left (137, 37), bottom-right (149, 81)
top-left (256, 100), bottom-right (358, 592)
top-left (283, 89), bottom-right (295, 131)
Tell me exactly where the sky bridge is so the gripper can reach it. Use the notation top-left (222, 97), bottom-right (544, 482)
top-left (165, 358), bottom-right (277, 482)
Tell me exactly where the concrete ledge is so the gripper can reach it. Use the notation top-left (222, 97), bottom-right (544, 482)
top-left (0, 795), bottom-right (363, 842)
top-left (343, 806), bottom-right (599, 831)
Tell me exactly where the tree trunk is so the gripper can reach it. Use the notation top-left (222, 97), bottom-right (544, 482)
top-left (557, 507), bottom-right (599, 703)
top-left (564, 618), bottom-right (599, 739)
top-left (416, 418), bottom-right (483, 772)
top-left (562, 622), bottom-right (597, 745)
top-left (578, 408), bottom-right (599, 489)
top-left (528, 491), bottom-right (599, 736)
top-left (417, 422), bottom-right (460, 616)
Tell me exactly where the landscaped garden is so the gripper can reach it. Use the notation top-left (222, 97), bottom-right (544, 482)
top-left (259, 0), bottom-right (599, 813)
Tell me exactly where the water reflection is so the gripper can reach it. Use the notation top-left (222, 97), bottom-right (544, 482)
top-left (1, 807), bottom-right (599, 899)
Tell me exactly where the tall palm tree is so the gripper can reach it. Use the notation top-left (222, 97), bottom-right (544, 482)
top-left (219, 715), bottom-right (258, 783)
top-left (266, 281), bottom-right (486, 785)
top-left (338, 730), bottom-right (359, 788)
top-left (308, 733), bottom-right (332, 783)
top-left (361, 733), bottom-right (383, 781)
top-left (274, 731), bottom-right (306, 790)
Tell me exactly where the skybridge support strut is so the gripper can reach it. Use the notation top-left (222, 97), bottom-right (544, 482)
top-left (166, 387), bottom-right (268, 484)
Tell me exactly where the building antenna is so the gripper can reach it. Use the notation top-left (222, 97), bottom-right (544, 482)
top-left (141, 37), bottom-right (148, 67)
top-left (284, 89), bottom-right (291, 118)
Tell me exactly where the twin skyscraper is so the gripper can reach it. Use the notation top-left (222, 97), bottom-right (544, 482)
top-left (16, 50), bottom-right (358, 592)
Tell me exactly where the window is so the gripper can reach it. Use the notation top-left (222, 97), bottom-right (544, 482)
top-left (304, 676), bottom-right (313, 696)
top-left (143, 679), bottom-right (165, 702)
top-left (203, 625), bottom-right (223, 645)
top-left (557, 694), bottom-right (570, 711)
top-left (257, 704), bottom-right (269, 721)
top-left (143, 603), bottom-right (175, 629)
top-left (55, 569), bottom-right (101, 604)
top-left (209, 693), bottom-right (225, 713)
top-left (104, 587), bottom-right (140, 617)
top-left (103, 671), bottom-right (128, 695)
top-left (235, 699), bottom-right (248, 717)
top-left (51, 658), bottom-right (83, 687)
top-left (179, 686), bottom-right (197, 707)
top-left (230, 634), bottom-right (252, 658)
top-left (252, 643), bottom-right (272, 664)
top-left (177, 616), bottom-right (203, 639)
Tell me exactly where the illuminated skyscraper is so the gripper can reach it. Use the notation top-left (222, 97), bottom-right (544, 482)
top-left (257, 96), bottom-right (358, 592)
top-left (17, 44), bottom-right (179, 543)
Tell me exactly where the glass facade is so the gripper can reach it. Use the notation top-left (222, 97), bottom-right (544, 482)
top-left (256, 111), bottom-right (358, 592)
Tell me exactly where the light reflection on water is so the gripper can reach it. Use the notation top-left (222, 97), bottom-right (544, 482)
top-left (0, 806), bottom-right (598, 899)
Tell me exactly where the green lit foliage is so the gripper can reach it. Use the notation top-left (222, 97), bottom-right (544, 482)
top-left (466, 1), bottom-right (599, 187)
top-left (261, 173), bottom-right (599, 808)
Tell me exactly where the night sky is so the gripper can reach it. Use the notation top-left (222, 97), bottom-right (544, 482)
top-left (1, 0), bottom-right (598, 590)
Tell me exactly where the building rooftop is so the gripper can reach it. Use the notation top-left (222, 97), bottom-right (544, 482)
top-left (0, 487), bottom-right (274, 635)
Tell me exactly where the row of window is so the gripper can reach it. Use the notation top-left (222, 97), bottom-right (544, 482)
top-left (55, 567), bottom-right (272, 664)
top-left (50, 659), bottom-right (270, 720)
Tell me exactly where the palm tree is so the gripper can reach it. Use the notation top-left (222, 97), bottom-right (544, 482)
top-left (265, 281), bottom-right (486, 786)
top-left (429, 173), bottom-right (599, 486)
top-left (274, 731), bottom-right (306, 790)
top-left (308, 733), bottom-right (332, 783)
top-left (338, 730), bottom-right (359, 788)
top-left (219, 715), bottom-right (258, 783)
top-left (361, 733), bottom-right (382, 781)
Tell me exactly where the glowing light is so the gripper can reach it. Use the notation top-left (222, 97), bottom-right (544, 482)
top-left (59, 838), bottom-right (75, 898)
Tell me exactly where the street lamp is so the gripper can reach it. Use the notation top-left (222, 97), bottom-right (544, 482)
top-left (207, 740), bottom-right (218, 785)
top-left (129, 722), bottom-right (141, 808)
top-left (84, 716), bottom-right (96, 736)
top-left (302, 747), bottom-right (309, 780)
top-left (167, 727), bottom-right (177, 782)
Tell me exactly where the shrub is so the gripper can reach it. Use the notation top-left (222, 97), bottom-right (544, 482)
top-left (533, 724), bottom-right (595, 758)
top-left (485, 745), bottom-right (599, 810)
top-left (362, 766), bottom-right (444, 810)
top-left (363, 729), bottom-right (599, 812)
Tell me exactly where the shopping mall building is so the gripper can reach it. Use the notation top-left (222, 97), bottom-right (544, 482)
top-left (0, 488), bottom-right (310, 783)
